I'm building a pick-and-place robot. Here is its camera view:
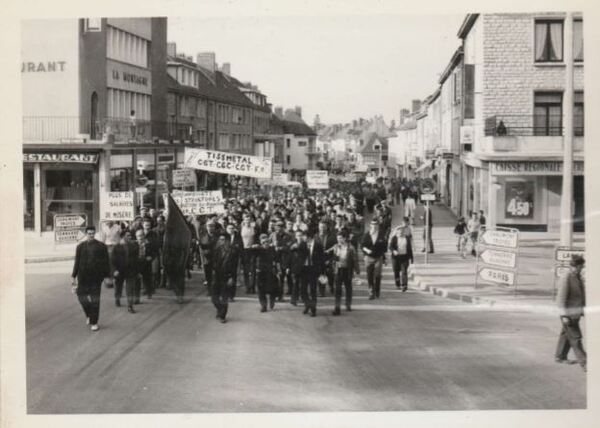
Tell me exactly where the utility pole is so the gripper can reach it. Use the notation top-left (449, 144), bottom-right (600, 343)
top-left (560, 12), bottom-right (574, 246)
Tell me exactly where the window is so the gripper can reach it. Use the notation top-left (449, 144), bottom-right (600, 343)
top-left (298, 140), bottom-right (307, 147)
top-left (574, 91), bottom-right (584, 136)
top-left (286, 139), bottom-right (290, 148)
top-left (286, 155), bottom-right (291, 165)
top-left (106, 26), bottom-right (149, 68)
top-left (535, 20), bottom-right (563, 62)
top-left (219, 133), bottom-right (230, 150)
top-left (534, 92), bottom-right (562, 136)
top-left (574, 20), bottom-right (583, 62)
top-left (84, 18), bottom-right (102, 32)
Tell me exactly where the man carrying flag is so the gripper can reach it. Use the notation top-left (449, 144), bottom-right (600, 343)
top-left (162, 194), bottom-right (193, 303)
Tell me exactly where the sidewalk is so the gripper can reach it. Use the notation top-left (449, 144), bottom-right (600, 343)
top-left (25, 234), bottom-right (77, 264)
top-left (407, 203), bottom-right (585, 313)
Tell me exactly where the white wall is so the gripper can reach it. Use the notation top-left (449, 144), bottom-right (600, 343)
top-left (22, 19), bottom-right (80, 118)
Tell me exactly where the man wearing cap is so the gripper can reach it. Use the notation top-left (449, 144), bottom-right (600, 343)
top-left (361, 219), bottom-right (388, 299)
top-left (71, 225), bottom-right (111, 331)
top-left (555, 255), bottom-right (587, 372)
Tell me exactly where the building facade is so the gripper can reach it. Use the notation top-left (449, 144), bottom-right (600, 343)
top-left (459, 13), bottom-right (584, 232)
top-left (22, 18), bottom-right (171, 234)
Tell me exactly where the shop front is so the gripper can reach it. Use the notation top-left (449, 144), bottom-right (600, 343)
top-left (23, 148), bottom-right (102, 234)
top-left (490, 160), bottom-right (585, 232)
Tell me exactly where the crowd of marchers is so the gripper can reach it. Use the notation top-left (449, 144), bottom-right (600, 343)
top-left (70, 177), bottom-right (433, 329)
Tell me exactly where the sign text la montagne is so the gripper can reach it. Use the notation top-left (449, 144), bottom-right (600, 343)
top-left (112, 69), bottom-right (148, 86)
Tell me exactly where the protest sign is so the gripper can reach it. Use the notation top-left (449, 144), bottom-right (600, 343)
top-left (164, 191), bottom-right (225, 216)
top-left (306, 170), bottom-right (329, 189)
top-left (184, 148), bottom-right (272, 179)
top-left (101, 192), bottom-right (135, 221)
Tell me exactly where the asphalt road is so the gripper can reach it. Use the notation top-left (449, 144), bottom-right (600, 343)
top-left (25, 257), bottom-right (586, 413)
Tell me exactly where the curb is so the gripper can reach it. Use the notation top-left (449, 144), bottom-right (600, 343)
top-left (25, 256), bottom-right (74, 264)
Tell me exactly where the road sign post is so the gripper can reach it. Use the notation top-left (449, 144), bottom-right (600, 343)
top-left (420, 186), bottom-right (436, 265)
top-left (475, 226), bottom-right (519, 293)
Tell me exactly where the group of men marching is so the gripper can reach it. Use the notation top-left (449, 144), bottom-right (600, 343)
top-left (70, 178), bottom-right (421, 330)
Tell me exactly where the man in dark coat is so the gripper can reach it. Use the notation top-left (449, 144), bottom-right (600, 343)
top-left (212, 233), bottom-right (237, 323)
top-left (270, 221), bottom-right (292, 302)
top-left (71, 226), bottom-right (111, 331)
top-left (289, 230), bottom-right (309, 306)
top-left (112, 231), bottom-right (139, 313)
top-left (315, 220), bottom-right (337, 296)
top-left (255, 234), bottom-right (279, 312)
top-left (303, 231), bottom-right (326, 317)
top-left (225, 222), bottom-right (243, 301)
top-left (199, 221), bottom-right (219, 296)
top-left (555, 255), bottom-right (587, 371)
top-left (361, 220), bottom-right (388, 299)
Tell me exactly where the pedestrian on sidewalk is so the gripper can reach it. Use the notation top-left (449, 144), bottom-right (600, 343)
top-left (466, 212), bottom-right (480, 257)
top-left (555, 255), bottom-right (587, 372)
top-left (420, 204), bottom-right (434, 253)
top-left (389, 218), bottom-right (413, 291)
top-left (361, 220), bottom-right (387, 300)
top-left (71, 226), bottom-right (111, 332)
top-left (404, 193), bottom-right (416, 225)
top-left (331, 230), bottom-right (360, 315)
top-left (453, 216), bottom-right (468, 258)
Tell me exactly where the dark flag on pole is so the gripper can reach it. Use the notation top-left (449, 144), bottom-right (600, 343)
top-left (163, 194), bottom-right (192, 279)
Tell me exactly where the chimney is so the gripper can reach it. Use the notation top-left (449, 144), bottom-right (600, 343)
top-left (197, 52), bottom-right (216, 73)
top-left (411, 99), bottom-right (421, 113)
top-left (295, 106), bottom-right (302, 118)
top-left (221, 62), bottom-right (231, 76)
top-left (275, 106), bottom-right (283, 118)
top-left (167, 42), bottom-right (177, 57)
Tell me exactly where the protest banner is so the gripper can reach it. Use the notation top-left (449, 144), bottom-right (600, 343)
top-left (101, 192), bottom-right (135, 221)
top-left (184, 148), bottom-right (272, 179)
top-left (306, 170), bottom-right (329, 189)
top-left (163, 190), bottom-right (225, 216)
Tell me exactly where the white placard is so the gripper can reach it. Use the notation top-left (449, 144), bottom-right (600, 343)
top-left (420, 193), bottom-right (436, 201)
top-left (306, 170), bottom-right (329, 189)
top-left (101, 192), bottom-right (134, 221)
top-left (184, 148), bottom-right (272, 179)
top-left (164, 191), bottom-right (226, 216)
top-left (555, 247), bottom-right (585, 263)
top-left (54, 213), bottom-right (87, 244)
top-left (172, 169), bottom-right (197, 188)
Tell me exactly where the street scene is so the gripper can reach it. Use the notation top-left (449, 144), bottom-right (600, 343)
top-left (20, 11), bottom-right (587, 415)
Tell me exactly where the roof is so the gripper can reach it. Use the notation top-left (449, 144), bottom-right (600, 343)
top-left (438, 47), bottom-right (463, 84)
top-left (356, 132), bottom-right (388, 154)
top-left (281, 110), bottom-right (316, 136)
top-left (223, 73), bottom-right (272, 113)
top-left (457, 14), bottom-right (479, 39)
top-left (166, 65), bottom-right (255, 109)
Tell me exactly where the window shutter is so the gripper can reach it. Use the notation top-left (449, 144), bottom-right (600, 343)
top-left (464, 64), bottom-right (475, 119)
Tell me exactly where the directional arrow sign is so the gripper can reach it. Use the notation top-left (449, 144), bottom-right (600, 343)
top-left (480, 229), bottom-right (518, 249)
top-left (55, 229), bottom-right (86, 243)
top-left (555, 247), bottom-right (585, 263)
top-left (479, 267), bottom-right (515, 286)
top-left (54, 214), bottom-right (87, 229)
top-left (480, 248), bottom-right (517, 268)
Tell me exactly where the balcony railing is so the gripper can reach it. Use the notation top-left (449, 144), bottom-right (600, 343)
top-left (485, 115), bottom-right (584, 137)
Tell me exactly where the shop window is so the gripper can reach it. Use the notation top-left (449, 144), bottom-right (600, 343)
top-left (23, 169), bottom-right (35, 231)
top-left (43, 169), bottom-right (94, 231)
top-left (534, 92), bottom-right (562, 136)
top-left (574, 91), bottom-right (584, 136)
top-left (535, 20), bottom-right (563, 62)
top-left (574, 20), bottom-right (583, 62)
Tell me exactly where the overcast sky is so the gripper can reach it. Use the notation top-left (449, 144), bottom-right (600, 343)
top-left (168, 14), bottom-right (465, 126)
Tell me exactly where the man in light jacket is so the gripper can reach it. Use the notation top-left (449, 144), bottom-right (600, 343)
top-left (555, 255), bottom-right (586, 372)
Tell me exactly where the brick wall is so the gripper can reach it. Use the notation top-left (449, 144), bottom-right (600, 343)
top-left (482, 13), bottom-right (584, 131)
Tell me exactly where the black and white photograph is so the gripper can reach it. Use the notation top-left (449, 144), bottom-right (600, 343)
top-left (1, 0), bottom-right (599, 427)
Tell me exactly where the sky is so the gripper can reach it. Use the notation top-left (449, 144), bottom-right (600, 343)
top-left (168, 14), bottom-right (465, 126)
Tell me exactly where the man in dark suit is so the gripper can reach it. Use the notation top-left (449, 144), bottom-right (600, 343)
top-left (289, 230), bottom-right (309, 306)
top-left (270, 221), bottom-right (293, 302)
top-left (71, 225), bottom-right (111, 331)
top-left (303, 230), bottom-right (326, 317)
top-left (555, 255), bottom-right (586, 372)
top-left (199, 221), bottom-right (219, 296)
top-left (225, 223), bottom-right (243, 301)
top-left (361, 220), bottom-right (388, 300)
top-left (112, 231), bottom-right (139, 313)
top-left (315, 220), bottom-right (337, 296)
top-left (212, 233), bottom-right (237, 323)
top-left (134, 229), bottom-right (157, 303)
